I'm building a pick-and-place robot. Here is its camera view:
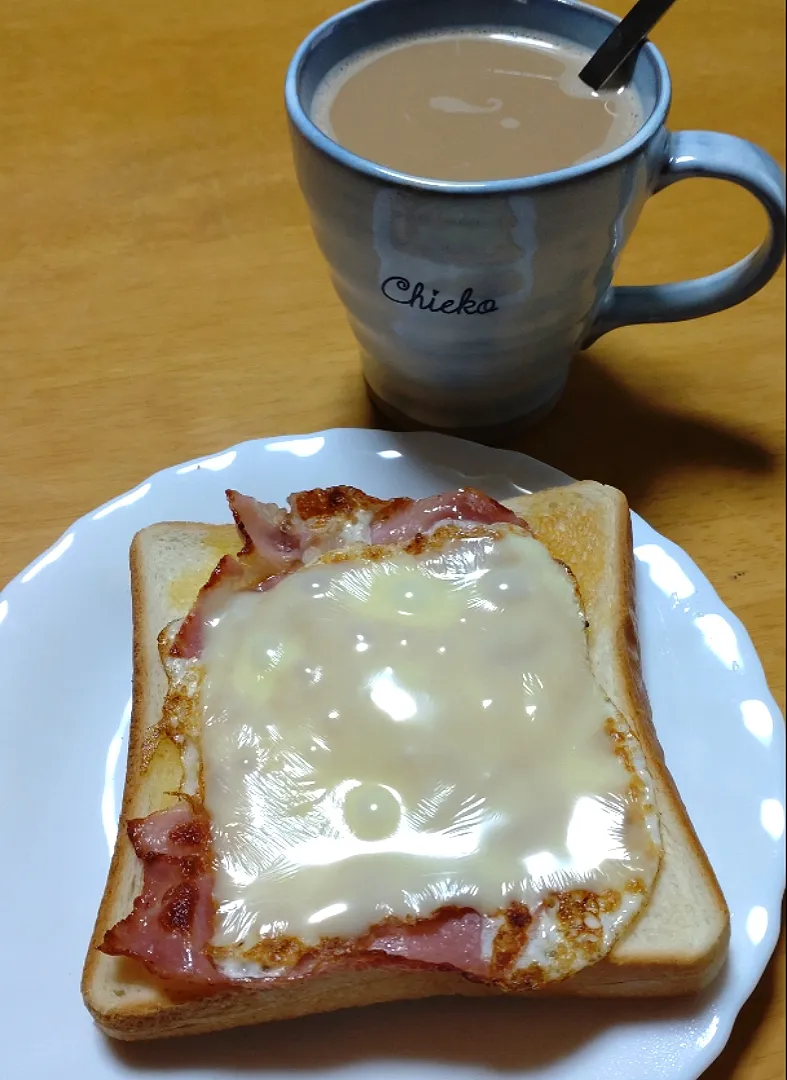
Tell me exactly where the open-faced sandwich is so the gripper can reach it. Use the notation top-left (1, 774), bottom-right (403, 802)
top-left (82, 481), bottom-right (729, 1039)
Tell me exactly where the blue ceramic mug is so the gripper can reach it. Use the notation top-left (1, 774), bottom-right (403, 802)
top-left (285, 0), bottom-right (786, 429)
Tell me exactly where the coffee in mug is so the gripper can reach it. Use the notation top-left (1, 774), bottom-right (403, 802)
top-left (311, 30), bottom-right (644, 181)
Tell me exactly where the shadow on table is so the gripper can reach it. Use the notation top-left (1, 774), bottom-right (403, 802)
top-left (112, 971), bottom-right (733, 1074)
top-left (363, 348), bottom-right (776, 506)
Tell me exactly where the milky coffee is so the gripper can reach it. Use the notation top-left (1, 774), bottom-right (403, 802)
top-left (311, 30), bottom-right (644, 181)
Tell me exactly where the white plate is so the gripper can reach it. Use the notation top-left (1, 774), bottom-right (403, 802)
top-left (1, 429), bottom-right (783, 1080)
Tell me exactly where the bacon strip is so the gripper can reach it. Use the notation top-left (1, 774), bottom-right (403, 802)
top-left (100, 804), bottom-right (224, 985)
top-left (103, 811), bottom-right (496, 986)
top-left (226, 490), bottom-right (300, 560)
top-left (170, 486), bottom-right (525, 660)
top-left (171, 491), bottom-right (309, 659)
top-left (366, 910), bottom-right (488, 976)
top-left (370, 489), bottom-right (522, 546)
top-left (170, 555), bottom-right (246, 659)
top-left (125, 801), bottom-right (205, 858)
top-left (101, 806), bottom-right (493, 986)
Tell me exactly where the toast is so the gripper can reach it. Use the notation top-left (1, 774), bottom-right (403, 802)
top-left (82, 481), bottom-right (729, 1040)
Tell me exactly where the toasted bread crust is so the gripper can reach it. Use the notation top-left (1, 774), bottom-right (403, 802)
top-left (82, 484), bottom-right (729, 1040)
top-left (510, 487), bottom-right (728, 973)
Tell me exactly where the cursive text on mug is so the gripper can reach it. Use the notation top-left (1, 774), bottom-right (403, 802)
top-left (381, 276), bottom-right (498, 315)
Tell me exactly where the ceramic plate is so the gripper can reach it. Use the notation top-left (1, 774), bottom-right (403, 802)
top-left (1, 429), bottom-right (783, 1080)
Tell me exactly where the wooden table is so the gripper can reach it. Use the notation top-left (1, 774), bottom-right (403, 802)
top-left (1, 1), bottom-right (783, 1075)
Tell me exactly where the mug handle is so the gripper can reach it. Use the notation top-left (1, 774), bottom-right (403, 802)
top-left (586, 130), bottom-right (786, 344)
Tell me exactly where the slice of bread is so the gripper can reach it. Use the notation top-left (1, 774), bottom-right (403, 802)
top-left (82, 482), bottom-right (729, 1040)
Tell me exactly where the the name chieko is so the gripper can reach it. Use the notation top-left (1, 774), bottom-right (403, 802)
top-left (381, 276), bottom-right (498, 315)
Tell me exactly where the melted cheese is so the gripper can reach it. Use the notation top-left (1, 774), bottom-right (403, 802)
top-left (199, 527), bottom-right (659, 952)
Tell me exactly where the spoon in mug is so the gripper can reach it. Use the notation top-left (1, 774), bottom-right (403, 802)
top-left (579, 0), bottom-right (680, 91)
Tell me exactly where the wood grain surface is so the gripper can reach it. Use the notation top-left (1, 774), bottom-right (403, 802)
top-left (1, 1), bottom-right (783, 1075)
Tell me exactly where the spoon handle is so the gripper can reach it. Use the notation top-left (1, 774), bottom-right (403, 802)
top-left (580, 0), bottom-right (680, 90)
